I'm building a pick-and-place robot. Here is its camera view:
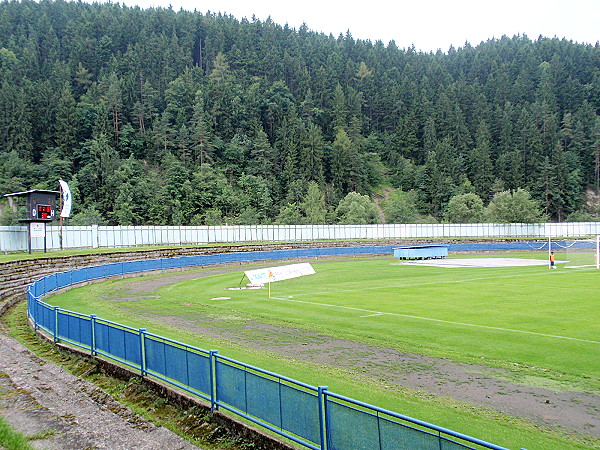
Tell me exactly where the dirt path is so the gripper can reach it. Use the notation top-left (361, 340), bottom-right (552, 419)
top-left (0, 329), bottom-right (198, 449)
top-left (120, 268), bottom-right (600, 441)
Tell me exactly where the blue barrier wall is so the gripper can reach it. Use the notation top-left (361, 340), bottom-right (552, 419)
top-left (26, 245), bottom-right (515, 450)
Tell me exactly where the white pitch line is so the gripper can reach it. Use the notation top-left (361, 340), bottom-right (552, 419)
top-left (271, 297), bottom-right (600, 344)
top-left (288, 270), bottom-right (564, 298)
top-left (361, 313), bottom-right (384, 318)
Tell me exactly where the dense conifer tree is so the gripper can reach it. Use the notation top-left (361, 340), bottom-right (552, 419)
top-left (0, 1), bottom-right (598, 224)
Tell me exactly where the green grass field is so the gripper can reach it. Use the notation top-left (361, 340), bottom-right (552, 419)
top-left (49, 253), bottom-right (600, 450)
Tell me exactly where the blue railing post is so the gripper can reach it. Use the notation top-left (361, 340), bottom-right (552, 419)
top-left (209, 350), bottom-right (218, 412)
top-left (26, 289), bottom-right (31, 320)
top-left (33, 297), bottom-right (38, 331)
top-left (27, 291), bottom-right (32, 320)
top-left (90, 315), bottom-right (96, 356)
top-left (53, 306), bottom-right (59, 343)
top-left (139, 328), bottom-right (147, 376)
top-left (318, 386), bottom-right (328, 450)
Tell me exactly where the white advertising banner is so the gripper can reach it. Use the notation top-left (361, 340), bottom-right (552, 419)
top-left (245, 262), bottom-right (316, 284)
top-left (58, 179), bottom-right (72, 218)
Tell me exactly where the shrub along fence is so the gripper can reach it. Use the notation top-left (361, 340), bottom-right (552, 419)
top-left (27, 245), bottom-right (515, 450)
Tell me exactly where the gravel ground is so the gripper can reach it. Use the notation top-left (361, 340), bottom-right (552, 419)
top-left (0, 329), bottom-right (199, 449)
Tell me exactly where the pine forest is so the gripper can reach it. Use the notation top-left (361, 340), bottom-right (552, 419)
top-left (0, 0), bottom-right (599, 226)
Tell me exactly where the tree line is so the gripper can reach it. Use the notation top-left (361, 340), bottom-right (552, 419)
top-left (0, 0), bottom-right (599, 225)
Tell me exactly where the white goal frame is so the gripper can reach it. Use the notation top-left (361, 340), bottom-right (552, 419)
top-left (548, 235), bottom-right (600, 269)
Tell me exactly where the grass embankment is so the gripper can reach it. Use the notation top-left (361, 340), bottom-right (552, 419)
top-left (47, 255), bottom-right (600, 450)
top-left (0, 415), bottom-right (33, 450)
top-left (0, 411), bottom-right (59, 450)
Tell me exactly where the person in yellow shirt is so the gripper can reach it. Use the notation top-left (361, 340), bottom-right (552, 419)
top-left (550, 251), bottom-right (557, 269)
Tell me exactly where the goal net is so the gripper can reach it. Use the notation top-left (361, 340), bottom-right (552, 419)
top-left (550, 236), bottom-right (600, 269)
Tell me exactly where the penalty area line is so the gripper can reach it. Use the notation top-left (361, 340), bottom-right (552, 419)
top-left (270, 297), bottom-right (599, 344)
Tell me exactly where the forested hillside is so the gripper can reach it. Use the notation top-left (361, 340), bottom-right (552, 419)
top-left (0, 0), bottom-right (599, 225)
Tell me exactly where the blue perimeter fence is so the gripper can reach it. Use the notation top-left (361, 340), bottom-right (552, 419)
top-left (26, 244), bottom-right (522, 450)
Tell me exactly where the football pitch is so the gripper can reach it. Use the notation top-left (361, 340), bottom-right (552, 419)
top-left (51, 253), bottom-right (600, 449)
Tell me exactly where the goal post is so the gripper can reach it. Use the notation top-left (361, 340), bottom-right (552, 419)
top-left (550, 235), bottom-right (600, 269)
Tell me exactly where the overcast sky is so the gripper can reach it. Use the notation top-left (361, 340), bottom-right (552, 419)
top-left (111, 0), bottom-right (599, 53)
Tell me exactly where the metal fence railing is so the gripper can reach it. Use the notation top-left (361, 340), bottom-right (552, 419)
top-left (3, 222), bottom-right (600, 252)
top-left (26, 245), bottom-right (518, 450)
